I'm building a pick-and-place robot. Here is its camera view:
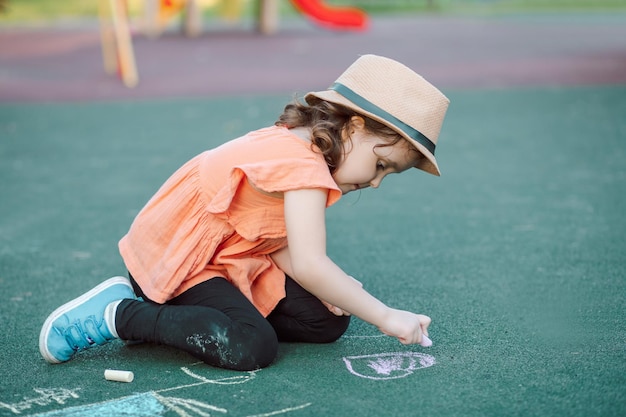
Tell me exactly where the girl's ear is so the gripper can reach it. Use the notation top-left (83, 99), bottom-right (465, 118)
top-left (350, 116), bottom-right (366, 133)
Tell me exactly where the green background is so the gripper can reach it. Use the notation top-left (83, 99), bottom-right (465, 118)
top-left (1, 85), bottom-right (625, 416)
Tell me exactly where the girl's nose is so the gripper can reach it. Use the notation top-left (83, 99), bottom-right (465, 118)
top-left (370, 172), bottom-right (388, 189)
top-left (370, 178), bottom-right (382, 189)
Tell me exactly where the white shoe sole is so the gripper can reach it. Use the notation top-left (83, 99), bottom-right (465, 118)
top-left (39, 276), bottom-right (133, 364)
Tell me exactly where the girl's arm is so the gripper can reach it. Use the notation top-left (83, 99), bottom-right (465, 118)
top-left (283, 188), bottom-right (430, 345)
top-left (271, 246), bottom-right (360, 316)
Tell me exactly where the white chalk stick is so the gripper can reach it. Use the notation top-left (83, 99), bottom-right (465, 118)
top-left (104, 369), bottom-right (134, 383)
top-left (420, 335), bottom-right (433, 347)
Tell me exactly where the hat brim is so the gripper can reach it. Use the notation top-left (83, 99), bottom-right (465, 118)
top-left (305, 90), bottom-right (441, 176)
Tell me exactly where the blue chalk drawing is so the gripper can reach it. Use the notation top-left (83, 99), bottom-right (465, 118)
top-left (24, 391), bottom-right (310, 417)
top-left (25, 393), bottom-right (165, 417)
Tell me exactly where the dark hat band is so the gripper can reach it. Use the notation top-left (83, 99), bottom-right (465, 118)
top-left (330, 82), bottom-right (436, 155)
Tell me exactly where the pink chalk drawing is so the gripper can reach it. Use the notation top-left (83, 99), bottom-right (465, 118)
top-left (342, 352), bottom-right (436, 380)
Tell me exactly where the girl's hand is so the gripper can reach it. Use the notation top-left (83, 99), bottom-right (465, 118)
top-left (321, 300), bottom-right (351, 316)
top-left (378, 309), bottom-right (431, 345)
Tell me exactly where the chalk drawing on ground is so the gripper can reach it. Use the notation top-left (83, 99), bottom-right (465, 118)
top-left (21, 393), bottom-right (165, 417)
top-left (4, 365), bottom-right (310, 417)
top-left (343, 352), bottom-right (436, 380)
top-left (3, 336), bottom-right (426, 415)
top-left (23, 392), bottom-right (310, 417)
top-left (0, 388), bottom-right (81, 415)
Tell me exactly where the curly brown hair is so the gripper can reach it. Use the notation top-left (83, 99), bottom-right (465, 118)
top-left (275, 96), bottom-right (407, 174)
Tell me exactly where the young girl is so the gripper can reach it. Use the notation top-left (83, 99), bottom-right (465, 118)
top-left (39, 54), bottom-right (450, 371)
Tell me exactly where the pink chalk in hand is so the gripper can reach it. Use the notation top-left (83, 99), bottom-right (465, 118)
top-left (420, 335), bottom-right (432, 347)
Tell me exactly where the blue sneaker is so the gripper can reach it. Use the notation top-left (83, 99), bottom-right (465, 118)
top-left (39, 276), bottom-right (135, 364)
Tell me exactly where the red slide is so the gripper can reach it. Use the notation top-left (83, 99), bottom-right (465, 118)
top-left (289, 0), bottom-right (368, 31)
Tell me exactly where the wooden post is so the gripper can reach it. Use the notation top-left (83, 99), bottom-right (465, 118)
top-left (101, 0), bottom-right (139, 88)
top-left (98, 0), bottom-right (117, 74)
top-left (143, 0), bottom-right (160, 38)
top-left (258, 0), bottom-right (278, 35)
top-left (184, 0), bottom-right (202, 37)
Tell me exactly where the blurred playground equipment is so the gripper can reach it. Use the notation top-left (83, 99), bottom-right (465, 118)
top-left (98, 0), bottom-right (139, 88)
top-left (143, 0), bottom-right (368, 37)
top-left (287, 0), bottom-right (368, 31)
top-left (98, 0), bottom-right (368, 87)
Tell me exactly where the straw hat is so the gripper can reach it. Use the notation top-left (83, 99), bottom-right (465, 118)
top-left (305, 54), bottom-right (450, 176)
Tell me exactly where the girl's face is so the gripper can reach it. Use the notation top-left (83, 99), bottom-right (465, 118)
top-left (332, 117), bottom-right (419, 195)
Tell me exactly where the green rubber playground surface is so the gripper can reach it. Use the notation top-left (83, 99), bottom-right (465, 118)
top-left (1, 85), bottom-right (625, 416)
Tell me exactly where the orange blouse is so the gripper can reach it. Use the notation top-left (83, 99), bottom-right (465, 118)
top-left (118, 126), bottom-right (342, 316)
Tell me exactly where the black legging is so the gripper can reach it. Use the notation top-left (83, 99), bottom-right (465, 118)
top-left (115, 274), bottom-right (350, 371)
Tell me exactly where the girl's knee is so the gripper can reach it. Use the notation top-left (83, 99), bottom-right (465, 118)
top-left (235, 328), bottom-right (278, 370)
top-left (317, 314), bottom-right (351, 343)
